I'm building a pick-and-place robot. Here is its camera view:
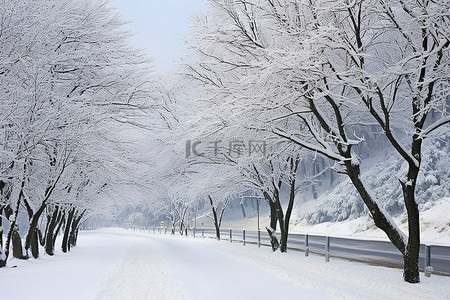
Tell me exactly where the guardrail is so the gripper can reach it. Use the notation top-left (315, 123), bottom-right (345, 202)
top-left (147, 226), bottom-right (449, 277)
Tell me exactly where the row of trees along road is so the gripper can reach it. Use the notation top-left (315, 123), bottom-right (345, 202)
top-left (1, 0), bottom-right (447, 286)
top-left (177, 0), bottom-right (449, 283)
top-left (0, 0), bottom-right (161, 267)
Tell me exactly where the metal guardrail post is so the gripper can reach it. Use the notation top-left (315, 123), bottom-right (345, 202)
top-left (257, 230), bottom-right (261, 247)
top-left (325, 236), bottom-right (330, 262)
top-left (202, 226), bottom-right (204, 238)
top-left (193, 227), bottom-right (196, 238)
top-left (243, 229), bottom-right (246, 246)
top-left (305, 234), bottom-right (309, 257)
top-left (165, 227), bottom-right (167, 234)
top-left (425, 245), bottom-right (433, 277)
top-left (230, 228), bottom-right (232, 243)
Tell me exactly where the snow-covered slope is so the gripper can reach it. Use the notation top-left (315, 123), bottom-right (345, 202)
top-left (295, 127), bottom-right (449, 224)
top-left (290, 197), bottom-right (450, 245)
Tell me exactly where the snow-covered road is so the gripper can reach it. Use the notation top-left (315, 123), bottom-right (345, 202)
top-left (1, 228), bottom-right (449, 300)
top-left (97, 230), bottom-right (329, 300)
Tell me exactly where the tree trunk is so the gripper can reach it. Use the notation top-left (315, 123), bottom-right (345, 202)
top-left (0, 207), bottom-right (3, 249)
top-left (43, 213), bottom-right (52, 246)
top-left (30, 229), bottom-right (39, 259)
top-left (11, 225), bottom-right (27, 259)
top-left (401, 138), bottom-right (422, 283)
top-left (69, 217), bottom-right (79, 247)
top-left (263, 191), bottom-right (277, 232)
top-left (23, 196), bottom-right (39, 259)
top-left (70, 225), bottom-right (80, 247)
top-left (62, 208), bottom-right (75, 253)
top-left (265, 226), bottom-right (279, 251)
top-left (69, 211), bottom-right (85, 247)
top-left (343, 161), bottom-right (423, 282)
top-left (208, 195), bottom-right (220, 240)
top-left (0, 207), bottom-right (4, 267)
top-left (279, 228), bottom-right (288, 253)
top-left (53, 210), bottom-right (65, 249)
top-left (5, 163), bottom-right (28, 261)
top-left (71, 229), bottom-right (79, 247)
top-left (38, 228), bottom-right (45, 247)
top-left (213, 221), bottom-right (220, 240)
top-left (70, 228), bottom-right (79, 247)
top-left (1, 206), bottom-right (15, 267)
top-left (25, 201), bottom-right (47, 253)
top-left (280, 158), bottom-right (299, 252)
top-left (345, 162), bottom-right (406, 251)
top-left (262, 191), bottom-right (279, 251)
top-left (274, 191), bottom-right (286, 252)
top-left (179, 222), bottom-right (184, 235)
top-left (0, 254), bottom-right (5, 268)
top-left (45, 206), bottom-right (60, 256)
top-left (3, 204), bottom-right (27, 260)
top-left (276, 193), bottom-right (289, 253)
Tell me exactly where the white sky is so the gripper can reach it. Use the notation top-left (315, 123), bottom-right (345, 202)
top-left (109, 0), bottom-right (206, 70)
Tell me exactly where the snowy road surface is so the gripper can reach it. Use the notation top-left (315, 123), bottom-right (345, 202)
top-left (1, 228), bottom-right (449, 300)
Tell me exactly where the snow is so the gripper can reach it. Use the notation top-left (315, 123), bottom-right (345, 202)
top-left (0, 231), bottom-right (133, 300)
top-left (419, 197), bottom-right (450, 245)
top-left (221, 197), bottom-right (450, 246)
top-left (419, 115), bottom-right (450, 139)
top-left (1, 228), bottom-right (449, 300)
top-left (283, 127), bottom-right (449, 225)
top-left (350, 153), bottom-right (360, 166)
top-left (425, 174), bottom-right (438, 185)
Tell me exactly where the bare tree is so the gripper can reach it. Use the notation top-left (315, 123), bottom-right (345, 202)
top-left (0, 0), bottom-right (161, 267)
top-left (183, 0), bottom-right (449, 283)
top-left (269, 0), bottom-right (449, 283)
top-left (208, 195), bottom-right (229, 240)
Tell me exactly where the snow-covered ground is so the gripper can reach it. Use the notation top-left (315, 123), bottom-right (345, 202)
top-left (1, 228), bottom-right (449, 300)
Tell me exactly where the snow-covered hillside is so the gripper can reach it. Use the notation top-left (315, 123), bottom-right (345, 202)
top-left (295, 127), bottom-right (449, 224)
